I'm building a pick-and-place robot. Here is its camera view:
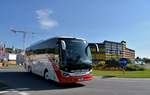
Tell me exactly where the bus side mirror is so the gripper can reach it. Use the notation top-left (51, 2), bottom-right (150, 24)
top-left (61, 40), bottom-right (66, 50)
top-left (95, 44), bottom-right (99, 52)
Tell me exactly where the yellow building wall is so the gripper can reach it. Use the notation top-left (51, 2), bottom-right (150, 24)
top-left (8, 60), bottom-right (16, 65)
top-left (92, 53), bottom-right (105, 60)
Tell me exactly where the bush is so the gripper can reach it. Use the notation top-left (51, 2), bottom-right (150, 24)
top-left (92, 61), bottom-right (105, 69)
top-left (92, 59), bottom-right (145, 71)
top-left (92, 59), bottom-right (120, 70)
top-left (105, 59), bottom-right (120, 67)
top-left (125, 64), bottom-right (145, 71)
top-left (126, 59), bottom-right (133, 64)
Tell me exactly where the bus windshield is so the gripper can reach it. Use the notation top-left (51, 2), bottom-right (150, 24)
top-left (61, 39), bottom-right (92, 72)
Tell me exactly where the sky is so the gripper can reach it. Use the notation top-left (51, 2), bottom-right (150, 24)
top-left (0, 0), bottom-right (150, 58)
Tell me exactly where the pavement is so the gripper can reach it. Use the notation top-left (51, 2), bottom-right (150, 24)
top-left (144, 64), bottom-right (150, 69)
top-left (0, 66), bottom-right (150, 95)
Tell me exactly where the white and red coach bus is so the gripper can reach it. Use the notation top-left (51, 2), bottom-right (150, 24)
top-left (25, 37), bottom-right (94, 83)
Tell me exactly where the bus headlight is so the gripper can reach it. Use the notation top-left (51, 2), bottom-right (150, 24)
top-left (63, 72), bottom-right (70, 77)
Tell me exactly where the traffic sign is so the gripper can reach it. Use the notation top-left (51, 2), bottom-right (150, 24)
top-left (119, 58), bottom-right (128, 76)
top-left (119, 58), bottom-right (128, 68)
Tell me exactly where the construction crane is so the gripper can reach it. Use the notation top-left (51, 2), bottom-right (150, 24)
top-left (10, 29), bottom-right (40, 55)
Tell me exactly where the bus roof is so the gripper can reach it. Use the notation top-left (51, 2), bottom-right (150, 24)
top-left (26, 36), bottom-right (86, 50)
top-left (50, 36), bottom-right (86, 40)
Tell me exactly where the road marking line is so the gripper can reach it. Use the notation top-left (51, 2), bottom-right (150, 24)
top-left (0, 90), bottom-right (30, 95)
top-left (18, 92), bottom-right (30, 95)
top-left (12, 90), bottom-right (30, 95)
top-left (0, 91), bottom-right (9, 94)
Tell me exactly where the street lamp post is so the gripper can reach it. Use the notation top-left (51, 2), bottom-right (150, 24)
top-left (10, 29), bottom-right (39, 55)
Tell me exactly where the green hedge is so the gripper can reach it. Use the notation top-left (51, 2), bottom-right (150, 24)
top-left (105, 59), bottom-right (120, 67)
top-left (125, 64), bottom-right (145, 71)
top-left (92, 59), bottom-right (145, 71)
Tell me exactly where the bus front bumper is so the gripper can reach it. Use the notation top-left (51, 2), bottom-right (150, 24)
top-left (59, 74), bottom-right (93, 84)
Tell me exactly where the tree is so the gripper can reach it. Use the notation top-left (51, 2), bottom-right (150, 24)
top-left (5, 48), bottom-right (13, 53)
top-left (143, 58), bottom-right (150, 64)
top-left (135, 56), bottom-right (142, 62)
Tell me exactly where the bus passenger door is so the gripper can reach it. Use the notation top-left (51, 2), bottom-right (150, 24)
top-left (32, 60), bottom-right (39, 74)
top-left (36, 54), bottom-right (48, 76)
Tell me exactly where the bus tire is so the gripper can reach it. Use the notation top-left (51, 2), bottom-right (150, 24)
top-left (28, 66), bottom-right (32, 73)
top-left (44, 69), bottom-right (49, 80)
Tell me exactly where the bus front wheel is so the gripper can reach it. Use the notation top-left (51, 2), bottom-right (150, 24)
top-left (28, 66), bottom-right (32, 73)
top-left (44, 70), bottom-right (49, 80)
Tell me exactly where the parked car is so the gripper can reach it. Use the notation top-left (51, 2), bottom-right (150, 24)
top-left (16, 54), bottom-right (25, 65)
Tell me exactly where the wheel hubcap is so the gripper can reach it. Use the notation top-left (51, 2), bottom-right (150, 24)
top-left (45, 72), bottom-right (49, 80)
top-left (28, 67), bottom-right (31, 72)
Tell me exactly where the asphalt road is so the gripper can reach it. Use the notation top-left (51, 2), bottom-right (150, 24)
top-left (0, 66), bottom-right (150, 95)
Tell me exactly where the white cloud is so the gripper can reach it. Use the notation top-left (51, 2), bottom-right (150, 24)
top-left (36, 9), bottom-right (58, 29)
